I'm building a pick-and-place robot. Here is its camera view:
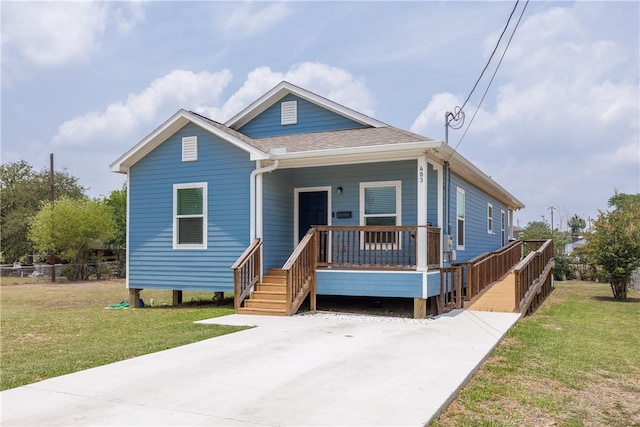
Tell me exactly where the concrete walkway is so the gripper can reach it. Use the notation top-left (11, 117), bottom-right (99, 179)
top-left (1, 310), bottom-right (520, 427)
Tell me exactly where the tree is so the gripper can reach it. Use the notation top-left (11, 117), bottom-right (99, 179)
top-left (0, 160), bottom-right (86, 262)
top-left (28, 197), bottom-right (115, 280)
top-left (520, 221), bottom-right (552, 241)
top-left (585, 192), bottom-right (640, 300)
top-left (104, 185), bottom-right (127, 275)
top-left (567, 214), bottom-right (586, 236)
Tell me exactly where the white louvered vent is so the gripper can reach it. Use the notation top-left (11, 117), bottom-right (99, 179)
top-left (281, 100), bottom-right (297, 125)
top-left (182, 136), bottom-right (198, 162)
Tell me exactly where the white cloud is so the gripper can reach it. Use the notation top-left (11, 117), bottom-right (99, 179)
top-left (410, 3), bottom-right (639, 224)
top-left (2, 1), bottom-right (147, 69)
top-left (215, 2), bottom-right (291, 39)
top-left (198, 62), bottom-right (375, 121)
top-left (53, 69), bottom-right (233, 146)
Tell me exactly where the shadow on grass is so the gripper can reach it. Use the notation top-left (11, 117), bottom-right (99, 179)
top-left (590, 295), bottom-right (640, 303)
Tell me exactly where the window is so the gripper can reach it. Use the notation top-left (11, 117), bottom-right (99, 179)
top-left (173, 183), bottom-right (207, 249)
top-left (281, 100), bottom-right (297, 125)
top-left (360, 181), bottom-right (401, 247)
top-left (456, 187), bottom-right (465, 249)
top-left (487, 203), bottom-right (494, 233)
top-left (182, 136), bottom-right (198, 162)
top-left (501, 210), bottom-right (506, 246)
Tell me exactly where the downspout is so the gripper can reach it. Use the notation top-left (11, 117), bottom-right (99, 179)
top-left (250, 159), bottom-right (279, 241)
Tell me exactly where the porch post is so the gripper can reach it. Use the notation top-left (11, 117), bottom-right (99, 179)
top-left (417, 156), bottom-right (428, 271)
top-left (509, 209), bottom-right (514, 240)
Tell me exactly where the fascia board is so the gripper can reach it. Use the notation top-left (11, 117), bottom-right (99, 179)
top-left (110, 110), bottom-right (268, 173)
top-left (225, 81), bottom-right (387, 130)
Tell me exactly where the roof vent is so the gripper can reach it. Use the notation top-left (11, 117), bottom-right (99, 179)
top-left (182, 136), bottom-right (198, 162)
top-left (281, 100), bottom-right (297, 125)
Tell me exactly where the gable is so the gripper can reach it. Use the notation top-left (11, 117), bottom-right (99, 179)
top-left (238, 94), bottom-right (370, 138)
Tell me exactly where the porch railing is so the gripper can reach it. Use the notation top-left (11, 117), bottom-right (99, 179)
top-left (460, 240), bottom-right (523, 301)
top-left (282, 228), bottom-right (317, 315)
top-left (231, 239), bottom-right (262, 311)
top-left (514, 239), bottom-right (554, 315)
top-left (315, 225), bottom-right (440, 270)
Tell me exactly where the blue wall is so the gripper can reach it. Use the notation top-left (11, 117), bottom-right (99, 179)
top-left (128, 123), bottom-right (253, 292)
top-left (317, 271), bottom-right (423, 298)
top-left (447, 172), bottom-right (508, 262)
top-left (262, 169), bottom-right (294, 270)
top-left (239, 94), bottom-right (369, 137)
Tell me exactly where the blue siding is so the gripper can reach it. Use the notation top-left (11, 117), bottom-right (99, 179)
top-left (316, 271), bottom-right (423, 298)
top-left (293, 160), bottom-right (418, 226)
top-left (447, 172), bottom-right (508, 263)
top-left (262, 169), bottom-right (294, 269)
top-left (239, 94), bottom-right (369, 138)
top-left (426, 271), bottom-right (441, 297)
top-left (128, 123), bottom-right (253, 292)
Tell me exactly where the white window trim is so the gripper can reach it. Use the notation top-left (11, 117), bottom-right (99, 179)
top-left (359, 181), bottom-right (402, 250)
top-left (487, 203), bottom-right (494, 234)
top-left (182, 136), bottom-right (198, 162)
top-left (456, 187), bottom-right (465, 250)
top-left (173, 182), bottom-right (207, 250)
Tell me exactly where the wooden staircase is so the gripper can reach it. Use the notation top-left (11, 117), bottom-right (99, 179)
top-left (237, 268), bottom-right (288, 316)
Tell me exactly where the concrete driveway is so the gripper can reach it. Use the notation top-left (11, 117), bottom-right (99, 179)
top-left (1, 310), bottom-right (520, 426)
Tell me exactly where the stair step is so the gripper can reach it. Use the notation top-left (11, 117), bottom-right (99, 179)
top-left (256, 283), bottom-right (285, 292)
top-left (244, 299), bottom-right (287, 310)
top-left (262, 275), bottom-right (287, 284)
top-left (251, 290), bottom-right (286, 301)
top-left (267, 268), bottom-right (286, 277)
top-left (237, 307), bottom-right (287, 316)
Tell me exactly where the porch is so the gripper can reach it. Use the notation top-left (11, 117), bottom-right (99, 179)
top-left (232, 225), bottom-right (441, 316)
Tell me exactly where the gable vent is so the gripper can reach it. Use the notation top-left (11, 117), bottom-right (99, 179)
top-left (281, 100), bottom-right (297, 125)
top-left (182, 136), bottom-right (198, 162)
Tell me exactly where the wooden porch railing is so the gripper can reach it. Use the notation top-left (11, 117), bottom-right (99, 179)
top-left (282, 228), bottom-right (317, 316)
top-left (460, 240), bottom-right (523, 301)
top-left (231, 238), bottom-right (262, 311)
top-left (315, 225), bottom-right (441, 270)
top-left (514, 239), bottom-right (554, 315)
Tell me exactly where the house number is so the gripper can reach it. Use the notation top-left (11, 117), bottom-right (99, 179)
top-left (419, 166), bottom-right (424, 183)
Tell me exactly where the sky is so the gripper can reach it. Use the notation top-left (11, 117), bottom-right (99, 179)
top-left (2, 1), bottom-right (639, 230)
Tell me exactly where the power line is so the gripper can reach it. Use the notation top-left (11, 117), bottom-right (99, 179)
top-left (445, 0), bottom-right (528, 149)
top-left (450, 0), bottom-right (529, 154)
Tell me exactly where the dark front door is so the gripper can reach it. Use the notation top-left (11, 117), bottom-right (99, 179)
top-left (298, 191), bottom-right (328, 241)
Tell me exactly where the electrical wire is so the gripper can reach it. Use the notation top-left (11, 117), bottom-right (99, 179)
top-left (447, 0), bottom-right (529, 158)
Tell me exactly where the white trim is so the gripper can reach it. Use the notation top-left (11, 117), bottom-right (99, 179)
top-left (417, 156), bottom-right (428, 271)
top-left (501, 209), bottom-right (507, 246)
top-left (182, 136), bottom-right (198, 162)
top-left (456, 187), bottom-right (465, 250)
top-left (293, 186), bottom-right (332, 247)
top-left (430, 162), bottom-right (444, 268)
top-left (225, 81), bottom-right (387, 129)
top-left (173, 182), bottom-right (208, 250)
top-left (487, 203), bottom-right (494, 234)
top-left (359, 180), bottom-right (402, 250)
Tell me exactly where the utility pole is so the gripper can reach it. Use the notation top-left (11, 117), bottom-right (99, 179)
top-left (548, 206), bottom-right (556, 236)
top-left (49, 153), bottom-right (56, 283)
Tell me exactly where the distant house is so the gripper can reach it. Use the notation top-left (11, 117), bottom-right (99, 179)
top-left (111, 81), bottom-right (524, 317)
top-left (564, 237), bottom-right (587, 255)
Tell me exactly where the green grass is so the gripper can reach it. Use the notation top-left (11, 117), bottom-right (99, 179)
top-left (0, 278), bottom-right (246, 390)
top-left (433, 281), bottom-right (640, 427)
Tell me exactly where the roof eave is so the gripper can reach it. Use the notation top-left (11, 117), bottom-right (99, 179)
top-left (110, 110), bottom-right (268, 174)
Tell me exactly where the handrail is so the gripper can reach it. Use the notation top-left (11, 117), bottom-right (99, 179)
top-left (314, 225), bottom-right (440, 269)
top-left (460, 240), bottom-right (523, 301)
top-left (231, 239), bottom-right (262, 311)
top-left (282, 228), bottom-right (317, 316)
top-left (514, 239), bottom-right (554, 315)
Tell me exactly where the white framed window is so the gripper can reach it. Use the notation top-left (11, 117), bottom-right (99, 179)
top-left (182, 136), bottom-right (198, 162)
top-left (173, 182), bottom-right (207, 249)
top-left (281, 100), bottom-right (297, 125)
top-left (456, 187), bottom-right (465, 249)
top-left (360, 181), bottom-right (401, 248)
top-left (501, 210), bottom-right (506, 246)
top-left (487, 203), bottom-right (494, 234)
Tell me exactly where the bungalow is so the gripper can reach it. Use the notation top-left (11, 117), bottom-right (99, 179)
top-left (110, 81), bottom-right (524, 317)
